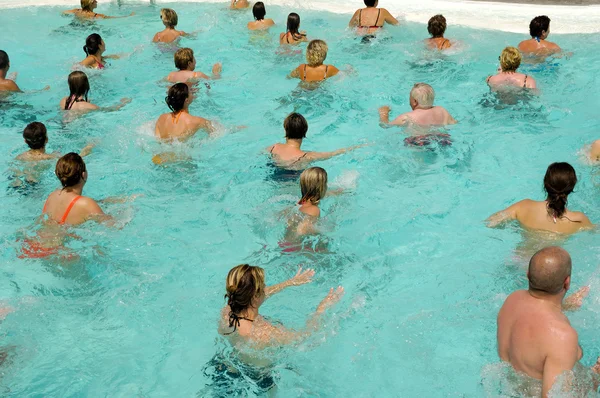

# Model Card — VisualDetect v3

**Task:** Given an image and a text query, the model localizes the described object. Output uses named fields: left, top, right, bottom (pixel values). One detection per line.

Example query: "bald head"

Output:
left=528, top=247, right=572, bottom=295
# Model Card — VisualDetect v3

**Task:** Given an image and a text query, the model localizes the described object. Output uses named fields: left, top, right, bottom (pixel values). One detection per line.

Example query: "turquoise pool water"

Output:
left=1, top=2, right=600, bottom=396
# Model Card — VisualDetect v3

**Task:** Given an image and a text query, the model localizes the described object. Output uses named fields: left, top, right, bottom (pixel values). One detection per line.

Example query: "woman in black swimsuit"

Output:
left=348, top=0, right=399, bottom=36
left=426, top=15, right=452, bottom=50
left=279, top=13, right=307, bottom=45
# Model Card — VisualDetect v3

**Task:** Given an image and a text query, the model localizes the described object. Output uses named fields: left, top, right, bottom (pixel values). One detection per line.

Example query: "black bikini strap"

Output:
left=523, top=75, right=528, bottom=87
left=224, top=312, right=254, bottom=335
left=358, top=9, right=362, bottom=26
left=325, top=65, right=329, bottom=78
left=303, top=64, right=307, bottom=81
left=376, top=8, right=381, bottom=25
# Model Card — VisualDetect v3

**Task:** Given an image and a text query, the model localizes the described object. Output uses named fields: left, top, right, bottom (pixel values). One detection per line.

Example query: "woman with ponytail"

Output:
left=218, top=264, right=344, bottom=346
left=59, top=71, right=130, bottom=113
left=154, top=83, right=214, bottom=141
left=80, top=33, right=122, bottom=69
left=487, top=162, right=593, bottom=234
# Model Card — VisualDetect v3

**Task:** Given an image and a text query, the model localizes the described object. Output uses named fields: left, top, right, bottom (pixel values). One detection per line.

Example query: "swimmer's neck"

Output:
left=412, top=105, right=434, bottom=111
left=28, top=148, right=47, bottom=155
left=62, top=183, right=84, bottom=195
left=0, top=69, right=7, bottom=79
left=285, top=138, right=302, bottom=148
left=528, top=289, right=565, bottom=310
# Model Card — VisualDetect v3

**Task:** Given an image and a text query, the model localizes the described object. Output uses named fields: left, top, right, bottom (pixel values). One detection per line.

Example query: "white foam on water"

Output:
left=2, top=0, right=600, bottom=33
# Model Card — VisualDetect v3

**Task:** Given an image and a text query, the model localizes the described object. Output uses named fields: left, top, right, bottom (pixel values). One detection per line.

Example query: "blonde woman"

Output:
left=153, top=9, right=188, bottom=43
left=165, top=48, right=222, bottom=83
left=63, top=0, right=134, bottom=19
left=487, top=47, right=536, bottom=89
left=230, top=0, right=249, bottom=10
left=218, top=264, right=344, bottom=346
left=290, top=40, right=339, bottom=82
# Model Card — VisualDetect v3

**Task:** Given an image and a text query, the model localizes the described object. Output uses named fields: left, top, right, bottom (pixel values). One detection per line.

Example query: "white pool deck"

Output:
left=1, top=0, right=600, bottom=33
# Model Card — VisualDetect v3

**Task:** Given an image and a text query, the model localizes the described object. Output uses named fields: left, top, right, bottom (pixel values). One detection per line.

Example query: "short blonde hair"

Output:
left=410, top=83, right=435, bottom=107
left=500, top=47, right=522, bottom=72
left=161, top=8, right=178, bottom=28
left=306, top=40, right=328, bottom=67
left=80, top=0, right=94, bottom=11
left=299, top=167, right=328, bottom=205
left=174, top=48, right=194, bottom=70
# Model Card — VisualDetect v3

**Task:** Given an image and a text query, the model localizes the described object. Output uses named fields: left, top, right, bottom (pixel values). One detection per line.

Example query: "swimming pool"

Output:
left=1, top=2, right=600, bottom=396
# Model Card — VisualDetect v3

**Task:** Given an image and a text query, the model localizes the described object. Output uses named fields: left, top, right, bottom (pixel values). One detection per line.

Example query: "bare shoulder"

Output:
left=327, top=65, right=340, bottom=76
left=300, top=205, right=320, bottom=217
left=77, top=196, right=101, bottom=210
left=567, top=210, right=592, bottom=225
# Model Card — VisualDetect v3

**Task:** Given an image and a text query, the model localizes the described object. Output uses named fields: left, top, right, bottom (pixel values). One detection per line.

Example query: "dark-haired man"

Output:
left=497, top=247, right=599, bottom=397
left=0, top=50, right=21, bottom=92
left=518, top=15, right=561, bottom=56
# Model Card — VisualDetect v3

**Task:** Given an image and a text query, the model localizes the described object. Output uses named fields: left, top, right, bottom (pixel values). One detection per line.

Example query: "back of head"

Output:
left=530, top=15, right=550, bottom=38
left=23, top=122, right=47, bottom=150
left=165, top=83, right=189, bottom=113
left=225, top=264, right=265, bottom=315
left=0, top=50, right=9, bottom=70
left=363, top=0, right=377, bottom=6
left=252, top=2, right=266, bottom=20
left=500, top=46, right=521, bottom=72
left=66, top=71, right=90, bottom=110
left=528, top=246, right=571, bottom=295
left=284, top=112, right=308, bottom=139
left=56, top=152, right=86, bottom=188
left=174, top=47, right=194, bottom=70
left=428, top=15, right=447, bottom=37
left=306, top=39, right=328, bottom=67
left=84, top=33, right=102, bottom=56
left=287, top=13, right=301, bottom=34
left=161, top=8, right=178, bottom=28
left=410, top=83, right=435, bottom=107
left=80, top=0, right=94, bottom=11
left=300, top=167, right=328, bottom=205
left=544, top=162, right=577, bottom=219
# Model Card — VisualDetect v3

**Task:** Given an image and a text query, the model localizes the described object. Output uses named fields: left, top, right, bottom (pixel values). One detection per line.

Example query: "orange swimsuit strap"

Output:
left=171, top=109, right=187, bottom=124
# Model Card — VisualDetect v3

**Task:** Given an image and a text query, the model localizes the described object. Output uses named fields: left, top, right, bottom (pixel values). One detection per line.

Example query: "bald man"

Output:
left=378, top=83, right=456, bottom=127
left=497, top=247, right=599, bottom=397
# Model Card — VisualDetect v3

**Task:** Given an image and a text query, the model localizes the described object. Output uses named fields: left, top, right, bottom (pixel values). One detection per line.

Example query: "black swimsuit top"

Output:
left=358, top=8, right=382, bottom=29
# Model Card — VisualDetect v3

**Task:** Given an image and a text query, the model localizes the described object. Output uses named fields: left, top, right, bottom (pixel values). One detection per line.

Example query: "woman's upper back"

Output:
left=43, top=190, right=100, bottom=225
left=296, top=64, right=338, bottom=82
left=280, top=32, right=306, bottom=45
left=488, top=72, right=536, bottom=89
left=269, top=143, right=307, bottom=165
left=154, top=29, right=184, bottom=43
left=248, top=19, right=274, bottom=31
left=516, top=199, right=592, bottom=234
left=155, top=112, right=206, bottom=141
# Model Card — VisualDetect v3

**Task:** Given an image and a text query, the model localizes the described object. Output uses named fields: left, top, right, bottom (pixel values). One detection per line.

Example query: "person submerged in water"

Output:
left=279, top=13, right=307, bottom=45
left=63, top=0, right=134, bottom=19
left=487, top=162, right=593, bottom=234
left=80, top=33, right=123, bottom=70
left=16, top=122, right=93, bottom=162
left=59, top=71, right=131, bottom=113
left=379, top=83, right=457, bottom=127
left=518, top=15, right=561, bottom=58
left=487, top=47, right=537, bottom=90
left=0, top=50, right=20, bottom=92
left=155, top=83, right=215, bottom=141
left=219, top=264, right=344, bottom=346
left=426, top=15, right=451, bottom=50
left=348, top=0, right=398, bottom=36
left=230, top=0, right=249, bottom=10
left=497, top=247, right=600, bottom=397
left=153, top=8, right=190, bottom=43
left=267, top=113, right=363, bottom=170
left=587, top=140, right=600, bottom=163
left=166, top=48, right=222, bottom=83
left=247, top=2, right=275, bottom=31
left=289, top=40, right=339, bottom=82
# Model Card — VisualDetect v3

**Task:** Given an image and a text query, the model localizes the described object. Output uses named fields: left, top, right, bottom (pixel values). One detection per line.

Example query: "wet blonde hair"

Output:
left=500, top=47, right=522, bottom=72
left=299, top=167, right=328, bottom=205
left=80, top=0, right=94, bottom=11
left=161, top=8, right=178, bottom=28
left=306, top=40, right=328, bottom=67
left=174, top=48, right=194, bottom=70
left=410, top=83, right=435, bottom=107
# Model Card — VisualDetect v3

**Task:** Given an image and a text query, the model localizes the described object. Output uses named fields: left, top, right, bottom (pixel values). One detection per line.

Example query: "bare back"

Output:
left=498, top=290, right=581, bottom=380
left=166, top=70, right=205, bottom=83
left=514, top=200, right=592, bottom=234
left=487, top=72, right=536, bottom=90
left=269, top=143, right=307, bottom=168
left=0, top=78, right=20, bottom=92
left=518, top=39, right=561, bottom=56
left=155, top=112, right=210, bottom=141
left=248, top=19, right=275, bottom=31
left=294, top=64, right=339, bottom=83
left=395, top=106, right=456, bottom=127
left=43, top=190, right=103, bottom=225
left=153, top=29, right=185, bottom=43
left=59, top=97, right=99, bottom=112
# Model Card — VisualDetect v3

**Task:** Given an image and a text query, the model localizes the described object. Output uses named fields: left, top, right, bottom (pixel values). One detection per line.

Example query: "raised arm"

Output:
left=379, top=106, right=408, bottom=127
left=265, top=267, right=315, bottom=298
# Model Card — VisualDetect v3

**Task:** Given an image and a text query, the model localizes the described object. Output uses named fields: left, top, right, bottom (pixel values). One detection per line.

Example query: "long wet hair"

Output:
left=56, top=153, right=86, bottom=189
left=286, top=13, right=306, bottom=41
left=224, top=264, right=265, bottom=334
left=65, top=71, right=90, bottom=110
left=165, top=83, right=189, bottom=114
left=299, top=167, right=328, bottom=205
left=83, top=33, right=103, bottom=56
left=544, top=162, right=577, bottom=220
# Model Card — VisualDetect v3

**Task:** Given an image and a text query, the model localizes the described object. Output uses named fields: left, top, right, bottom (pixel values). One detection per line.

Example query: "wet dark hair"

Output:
left=252, top=2, right=266, bottom=20
left=530, top=15, right=550, bottom=38
left=65, top=71, right=90, bottom=110
left=165, top=83, right=189, bottom=113
left=284, top=113, right=308, bottom=139
left=428, top=15, right=447, bottom=38
left=286, top=13, right=306, bottom=40
left=544, top=162, right=577, bottom=220
left=56, top=152, right=86, bottom=188
left=0, top=50, right=8, bottom=70
left=364, top=0, right=377, bottom=7
left=224, top=264, right=265, bottom=334
left=23, top=122, right=47, bottom=150
left=83, top=33, right=102, bottom=56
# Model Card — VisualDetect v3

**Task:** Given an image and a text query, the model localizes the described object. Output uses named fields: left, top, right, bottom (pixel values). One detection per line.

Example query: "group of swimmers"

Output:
left=2, top=0, right=600, bottom=394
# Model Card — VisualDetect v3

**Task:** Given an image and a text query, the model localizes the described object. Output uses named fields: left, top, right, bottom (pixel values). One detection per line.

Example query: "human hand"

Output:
left=212, top=63, right=222, bottom=75
left=289, top=266, right=315, bottom=287
left=317, top=286, right=344, bottom=313
left=563, top=286, right=589, bottom=310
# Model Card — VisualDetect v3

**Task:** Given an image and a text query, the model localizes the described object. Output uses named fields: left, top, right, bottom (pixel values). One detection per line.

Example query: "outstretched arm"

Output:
left=486, top=201, right=522, bottom=228
left=265, top=267, right=315, bottom=298
left=305, top=144, right=365, bottom=162
left=384, top=9, right=399, bottom=25
left=379, top=106, right=408, bottom=127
